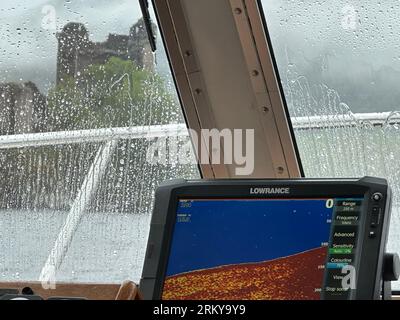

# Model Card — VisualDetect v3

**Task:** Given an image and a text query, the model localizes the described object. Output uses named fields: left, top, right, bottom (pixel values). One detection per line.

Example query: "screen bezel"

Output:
left=139, top=178, right=390, bottom=300
left=152, top=180, right=376, bottom=300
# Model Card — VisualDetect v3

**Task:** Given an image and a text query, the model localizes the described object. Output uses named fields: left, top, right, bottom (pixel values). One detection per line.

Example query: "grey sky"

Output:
left=262, top=0, right=400, bottom=112
left=0, top=0, right=148, bottom=92
left=263, top=0, right=400, bottom=71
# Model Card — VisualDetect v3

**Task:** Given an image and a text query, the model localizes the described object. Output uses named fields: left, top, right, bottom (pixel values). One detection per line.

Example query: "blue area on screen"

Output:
left=166, top=198, right=334, bottom=277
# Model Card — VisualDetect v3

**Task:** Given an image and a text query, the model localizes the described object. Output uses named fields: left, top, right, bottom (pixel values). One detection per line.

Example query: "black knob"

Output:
left=383, top=253, right=400, bottom=281
left=372, top=193, right=383, bottom=202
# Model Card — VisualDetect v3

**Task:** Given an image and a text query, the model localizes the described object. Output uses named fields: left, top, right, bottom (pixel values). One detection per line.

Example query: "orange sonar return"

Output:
left=163, top=247, right=326, bottom=300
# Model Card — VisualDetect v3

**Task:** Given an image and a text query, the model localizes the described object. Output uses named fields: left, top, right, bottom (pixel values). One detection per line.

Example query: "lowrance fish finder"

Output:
left=140, top=177, right=398, bottom=300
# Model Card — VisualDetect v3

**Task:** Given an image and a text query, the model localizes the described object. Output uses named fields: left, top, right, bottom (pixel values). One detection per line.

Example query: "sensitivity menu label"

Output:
left=322, top=199, right=362, bottom=300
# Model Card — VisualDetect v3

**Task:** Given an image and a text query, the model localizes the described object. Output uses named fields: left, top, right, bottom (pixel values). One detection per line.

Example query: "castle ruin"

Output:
left=0, top=82, right=46, bottom=135
left=56, top=19, right=155, bottom=85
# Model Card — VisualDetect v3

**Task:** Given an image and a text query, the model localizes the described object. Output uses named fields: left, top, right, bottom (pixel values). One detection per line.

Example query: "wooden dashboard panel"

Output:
left=0, top=282, right=135, bottom=300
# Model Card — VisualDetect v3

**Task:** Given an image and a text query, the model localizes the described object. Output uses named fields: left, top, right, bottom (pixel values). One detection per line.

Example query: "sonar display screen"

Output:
left=162, top=197, right=363, bottom=300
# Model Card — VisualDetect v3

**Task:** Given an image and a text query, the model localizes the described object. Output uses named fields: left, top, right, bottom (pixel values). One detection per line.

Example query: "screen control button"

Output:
left=372, top=206, right=381, bottom=214
left=369, top=231, right=376, bottom=238
left=372, top=193, right=383, bottom=202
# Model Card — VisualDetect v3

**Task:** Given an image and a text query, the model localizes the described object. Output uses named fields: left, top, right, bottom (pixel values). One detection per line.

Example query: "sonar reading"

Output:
left=162, top=197, right=363, bottom=300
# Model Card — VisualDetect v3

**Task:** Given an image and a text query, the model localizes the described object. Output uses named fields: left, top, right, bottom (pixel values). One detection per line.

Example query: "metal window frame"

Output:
left=152, top=0, right=223, bottom=178
left=232, top=0, right=304, bottom=177
left=152, top=0, right=302, bottom=179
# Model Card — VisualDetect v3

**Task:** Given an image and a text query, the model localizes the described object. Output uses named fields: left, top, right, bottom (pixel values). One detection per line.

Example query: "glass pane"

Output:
left=0, top=0, right=199, bottom=284
left=261, top=1, right=400, bottom=288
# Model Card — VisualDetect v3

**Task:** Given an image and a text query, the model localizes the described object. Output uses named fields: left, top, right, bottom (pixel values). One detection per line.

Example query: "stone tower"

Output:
left=0, top=82, right=46, bottom=135
left=56, top=19, right=155, bottom=85
left=56, top=22, right=90, bottom=85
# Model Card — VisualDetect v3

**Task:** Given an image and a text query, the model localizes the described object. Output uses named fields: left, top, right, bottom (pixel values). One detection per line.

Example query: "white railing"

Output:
left=0, top=112, right=400, bottom=149
left=0, top=112, right=396, bottom=283
left=0, top=124, right=188, bottom=150
left=0, top=123, right=189, bottom=283
left=0, top=112, right=396, bottom=151
left=292, top=112, right=400, bottom=130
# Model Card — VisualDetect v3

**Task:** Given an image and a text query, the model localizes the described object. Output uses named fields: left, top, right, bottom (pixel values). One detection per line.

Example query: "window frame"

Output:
left=152, top=0, right=302, bottom=179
